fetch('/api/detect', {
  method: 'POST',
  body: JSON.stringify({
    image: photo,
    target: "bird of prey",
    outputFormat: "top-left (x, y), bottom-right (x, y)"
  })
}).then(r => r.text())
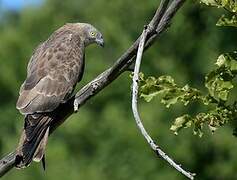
top-left (15, 23), bottom-right (104, 169)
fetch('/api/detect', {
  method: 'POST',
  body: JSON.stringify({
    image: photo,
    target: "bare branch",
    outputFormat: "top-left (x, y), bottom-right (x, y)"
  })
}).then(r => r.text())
top-left (0, 0), bottom-right (187, 177)
top-left (0, 152), bottom-right (16, 177)
top-left (132, 28), bottom-right (195, 180)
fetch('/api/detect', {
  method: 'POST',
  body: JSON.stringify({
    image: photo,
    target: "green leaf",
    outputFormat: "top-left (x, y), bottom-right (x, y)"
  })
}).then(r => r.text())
top-left (170, 106), bottom-right (235, 137)
top-left (139, 75), bottom-right (177, 103)
top-left (205, 52), bottom-right (237, 101)
top-left (140, 92), bottom-right (160, 102)
top-left (200, 0), bottom-right (237, 13)
top-left (200, 0), bottom-right (219, 6)
top-left (170, 115), bottom-right (192, 135)
top-left (217, 15), bottom-right (237, 27)
top-left (139, 74), bottom-right (204, 107)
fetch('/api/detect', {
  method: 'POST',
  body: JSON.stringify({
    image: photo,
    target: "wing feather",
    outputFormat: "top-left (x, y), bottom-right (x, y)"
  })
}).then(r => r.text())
top-left (17, 30), bottom-right (84, 114)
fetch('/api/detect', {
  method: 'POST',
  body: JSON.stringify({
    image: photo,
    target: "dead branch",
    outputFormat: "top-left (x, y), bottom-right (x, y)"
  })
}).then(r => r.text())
top-left (131, 27), bottom-right (195, 179)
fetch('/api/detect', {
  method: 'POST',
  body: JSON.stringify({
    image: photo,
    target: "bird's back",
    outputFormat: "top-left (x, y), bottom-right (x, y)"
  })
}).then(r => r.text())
top-left (17, 25), bottom-right (85, 114)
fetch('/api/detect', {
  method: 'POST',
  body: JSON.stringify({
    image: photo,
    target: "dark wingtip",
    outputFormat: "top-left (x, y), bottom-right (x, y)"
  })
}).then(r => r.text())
top-left (42, 155), bottom-right (46, 171)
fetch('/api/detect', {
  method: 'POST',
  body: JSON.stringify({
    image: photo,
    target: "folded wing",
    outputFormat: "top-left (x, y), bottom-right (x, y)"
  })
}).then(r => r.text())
top-left (17, 31), bottom-right (84, 114)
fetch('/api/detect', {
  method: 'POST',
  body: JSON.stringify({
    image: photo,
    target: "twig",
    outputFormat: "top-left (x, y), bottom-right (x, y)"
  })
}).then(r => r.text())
top-left (0, 0), bottom-right (187, 177)
top-left (131, 28), bottom-right (195, 180)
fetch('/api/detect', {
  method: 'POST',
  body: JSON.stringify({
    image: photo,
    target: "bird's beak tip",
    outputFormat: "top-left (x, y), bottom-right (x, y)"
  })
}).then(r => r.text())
top-left (99, 40), bottom-right (105, 48)
top-left (96, 38), bottom-right (105, 48)
top-left (100, 42), bottom-right (105, 47)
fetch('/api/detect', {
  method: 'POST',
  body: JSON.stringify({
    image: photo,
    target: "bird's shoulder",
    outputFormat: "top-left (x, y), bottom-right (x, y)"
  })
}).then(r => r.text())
top-left (24, 31), bottom-right (84, 91)
top-left (16, 29), bottom-right (85, 114)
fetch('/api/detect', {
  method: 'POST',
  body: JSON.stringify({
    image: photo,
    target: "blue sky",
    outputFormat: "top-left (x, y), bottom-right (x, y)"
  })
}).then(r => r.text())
top-left (1, 0), bottom-right (41, 10)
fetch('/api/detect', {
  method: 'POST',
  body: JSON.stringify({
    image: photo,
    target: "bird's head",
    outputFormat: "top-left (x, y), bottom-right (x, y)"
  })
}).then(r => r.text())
top-left (72, 23), bottom-right (104, 47)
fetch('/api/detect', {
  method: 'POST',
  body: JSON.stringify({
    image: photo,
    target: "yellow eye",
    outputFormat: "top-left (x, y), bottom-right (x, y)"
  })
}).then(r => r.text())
top-left (90, 31), bottom-right (96, 37)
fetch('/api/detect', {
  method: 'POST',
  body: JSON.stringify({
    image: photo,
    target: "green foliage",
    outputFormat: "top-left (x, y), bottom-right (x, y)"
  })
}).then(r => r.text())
top-left (217, 14), bottom-right (237, 26)
top-left (139, 1), bottom-right (237, 137)
top-left (200, 0), bottom-right (237, 12)
top-left (206, 52), bottom-right (237, 101)
top-left (200, 0), bottom-right (237, 26)
top-left (139, 62), bottom-right (237, 136)
top-left (139, 74), bottom-right (204, 107)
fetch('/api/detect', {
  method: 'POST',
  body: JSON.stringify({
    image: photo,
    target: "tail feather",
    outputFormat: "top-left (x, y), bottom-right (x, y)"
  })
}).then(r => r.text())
top-left (15, 114), bottom-right (51, 168)
top-left (41, 155), bottom-right (46, 170)
top-left (33, 127), bottom-right (49, 162)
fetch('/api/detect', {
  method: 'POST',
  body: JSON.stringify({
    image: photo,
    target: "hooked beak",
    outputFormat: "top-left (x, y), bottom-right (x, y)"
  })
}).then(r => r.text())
top-left (96, 37), bottom-right (105, 47)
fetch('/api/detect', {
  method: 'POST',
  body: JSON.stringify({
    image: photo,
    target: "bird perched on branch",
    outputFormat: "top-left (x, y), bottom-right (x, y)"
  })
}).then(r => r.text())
top-left (15, 23), bottom-right (104, 169)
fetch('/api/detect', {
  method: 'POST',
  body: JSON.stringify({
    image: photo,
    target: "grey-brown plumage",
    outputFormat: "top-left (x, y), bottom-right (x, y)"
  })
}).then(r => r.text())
top-left (15, 23), bottom-right (104, 168)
